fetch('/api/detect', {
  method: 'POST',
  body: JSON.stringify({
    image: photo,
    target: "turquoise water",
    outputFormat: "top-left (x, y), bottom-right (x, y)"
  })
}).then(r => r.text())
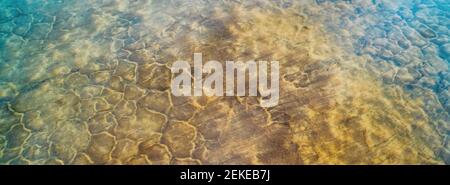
top-left (0, 0), bottom-right (449, 164)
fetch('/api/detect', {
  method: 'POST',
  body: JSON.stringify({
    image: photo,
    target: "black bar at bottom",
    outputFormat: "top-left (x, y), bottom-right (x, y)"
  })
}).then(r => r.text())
top-left (1, 165), bottom-right (448, 184)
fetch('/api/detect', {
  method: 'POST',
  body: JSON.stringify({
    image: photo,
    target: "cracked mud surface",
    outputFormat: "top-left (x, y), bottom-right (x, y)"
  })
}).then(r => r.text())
top-left (0, 0), bottom-right (449, 164)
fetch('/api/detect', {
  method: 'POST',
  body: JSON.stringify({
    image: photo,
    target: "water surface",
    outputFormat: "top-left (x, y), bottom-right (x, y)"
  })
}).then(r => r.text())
top-left (0, 0), bottom-right (449, 164)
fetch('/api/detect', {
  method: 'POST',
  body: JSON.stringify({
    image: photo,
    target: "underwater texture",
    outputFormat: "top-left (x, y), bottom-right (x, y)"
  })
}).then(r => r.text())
top-left (0, 0), bottom-right (449, 164)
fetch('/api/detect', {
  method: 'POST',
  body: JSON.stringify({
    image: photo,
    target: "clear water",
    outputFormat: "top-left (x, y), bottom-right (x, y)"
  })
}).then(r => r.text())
top-left (0, 0), bottom-right (448, 164)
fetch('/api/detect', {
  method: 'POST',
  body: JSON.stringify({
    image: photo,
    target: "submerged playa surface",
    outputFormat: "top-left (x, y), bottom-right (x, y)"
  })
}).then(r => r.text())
top-left (0, 0), bottom-right (449, 164)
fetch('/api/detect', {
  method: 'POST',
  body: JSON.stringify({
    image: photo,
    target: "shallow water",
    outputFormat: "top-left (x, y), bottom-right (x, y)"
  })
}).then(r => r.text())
top-left (0, 0), bottom-right (448, 164)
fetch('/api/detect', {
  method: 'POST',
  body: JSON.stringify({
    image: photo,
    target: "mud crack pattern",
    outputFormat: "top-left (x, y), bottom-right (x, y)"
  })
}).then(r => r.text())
top-left (0, 0), bottom-right (449, 164)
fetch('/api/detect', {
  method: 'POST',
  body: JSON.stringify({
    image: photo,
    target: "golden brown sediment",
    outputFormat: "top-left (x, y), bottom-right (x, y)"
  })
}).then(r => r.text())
top-left (0, 0), bottom-right (448, 164)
